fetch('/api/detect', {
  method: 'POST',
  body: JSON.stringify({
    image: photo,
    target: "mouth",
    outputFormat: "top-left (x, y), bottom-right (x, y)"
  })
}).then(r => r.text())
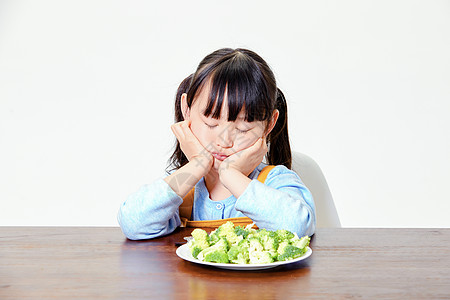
top-left (212, 153), bottom-right (229, 161)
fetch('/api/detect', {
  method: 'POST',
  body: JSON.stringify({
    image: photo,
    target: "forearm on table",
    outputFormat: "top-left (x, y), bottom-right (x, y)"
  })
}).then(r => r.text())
top-left (118, 180), bottom-right (182, 240)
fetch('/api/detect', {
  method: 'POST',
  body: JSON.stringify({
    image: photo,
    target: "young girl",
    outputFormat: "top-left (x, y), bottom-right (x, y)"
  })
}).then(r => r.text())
top-left (118, 48), bottom-right (316, 240)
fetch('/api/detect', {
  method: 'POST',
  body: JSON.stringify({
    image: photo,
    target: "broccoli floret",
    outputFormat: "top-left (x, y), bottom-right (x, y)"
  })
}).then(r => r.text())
top-left (234, 225), bottom-right (250, 239)
top-left (190, 246), bottom-right (203, 259)
top-left (253, 228), bottom-right (269, 239)
top-left (291, 236), bottom-right (310, 250)
top-left (277, 241), bottom-right (305, 261)
top-left (276, 229), bottom-right (295, 243)
top-left (188, 228), bottom-right (210, 258)
top-left (257, 230), bottom-right (279, 253)
top-left (204, 250), bottom-right (229, 263)
top-left (249, 250), bottom-right (274, 264)
top-left (191, 229), bottom-right (209, 248)
top-left (228, 239), bottom-right (250, 264)
top-left (248, 237), bottom-right (264, 252)
top-left (198, 238), bottom-right (229, 263)
top-left (234, 252), bottom-right (250, 264)
top-left (216, 221), bottom-right (242, 245)
top-left (208, 229), bottom-right (220, 245)
top-left (247, 237), bottom-right (274, 264)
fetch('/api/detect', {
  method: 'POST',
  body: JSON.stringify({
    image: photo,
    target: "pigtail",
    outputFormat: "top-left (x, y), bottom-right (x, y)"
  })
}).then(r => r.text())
top-left (267, 88), bottom-right (292, 169)
top-left (167, 74), bottom-right (193, 173)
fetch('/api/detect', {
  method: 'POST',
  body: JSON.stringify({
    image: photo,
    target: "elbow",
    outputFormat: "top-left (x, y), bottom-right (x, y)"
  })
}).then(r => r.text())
top-left (118, 216), bottom-right (154, 240)
top-left (117, 205), bottom-right (154, 240)
top-left (117, 208), bottom-right (144, 240)
top-left (302, 206), bottom-right (316, 237)
top-left (117, 205), bottom-right (180, 240)
top-left (286, 202), bottom-right (315, 238)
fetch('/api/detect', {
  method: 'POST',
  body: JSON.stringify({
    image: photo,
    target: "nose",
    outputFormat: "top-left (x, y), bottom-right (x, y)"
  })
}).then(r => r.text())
top-left (216, 126), bottom-right (234, 149)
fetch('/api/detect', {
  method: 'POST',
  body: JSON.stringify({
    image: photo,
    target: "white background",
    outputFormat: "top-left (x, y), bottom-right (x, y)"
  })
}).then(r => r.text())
top-left (1, 0), bottom-right (449, 227)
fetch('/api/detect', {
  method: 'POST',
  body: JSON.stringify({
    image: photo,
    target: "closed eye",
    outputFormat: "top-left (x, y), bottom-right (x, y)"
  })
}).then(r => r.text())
top-left (204, 122), bottom-right (217, 129)
top-left (237, 128), bottom-right (250, 134)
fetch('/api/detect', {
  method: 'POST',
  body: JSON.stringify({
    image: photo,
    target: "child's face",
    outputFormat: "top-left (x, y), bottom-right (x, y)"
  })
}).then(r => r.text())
top-left (186, 85), bottom-right (267, 171)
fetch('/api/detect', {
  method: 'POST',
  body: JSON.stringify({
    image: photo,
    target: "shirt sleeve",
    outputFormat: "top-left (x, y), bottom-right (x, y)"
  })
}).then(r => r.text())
top-left (234, 165), bottom-right (316, 237)
top-left (117, 178), bottom-right (183, 240)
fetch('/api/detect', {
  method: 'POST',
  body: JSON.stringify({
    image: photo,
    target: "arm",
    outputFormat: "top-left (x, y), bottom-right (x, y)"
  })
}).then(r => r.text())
top-left (218, 138), bottom-right (315, 236)
top-left (234, 166), bottom-right (316, 237)
top-left (218, 137), bottom-right (266, 198)
top-left (117, 179), bottom-right (183, 240)
top-left (164, 155), bottom-right (212, 198)
top-left (165, 120), bottom-right (214, 198)
top-left (118, 120), bottom-right (213, 240)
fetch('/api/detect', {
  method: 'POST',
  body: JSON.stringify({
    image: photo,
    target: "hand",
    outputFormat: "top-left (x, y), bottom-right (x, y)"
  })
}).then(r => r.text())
top-left (219, 137), bottom-right (268, 178)
top-left (170, 120), bottom-right (214, 171)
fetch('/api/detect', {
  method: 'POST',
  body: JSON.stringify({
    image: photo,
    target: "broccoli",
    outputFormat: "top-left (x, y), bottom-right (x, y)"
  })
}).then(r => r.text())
top-left (208, 229), bottom-right (220, 245)
top-left (188, 222), bottom-right (310, 264)
top-left (248, 237), bottom-right (264, 252)
top-left (216, 221), bottom-right (242, 245)
top-left (247, 237), bottom-right (275, 264)
top-left (276, 241), bottom-right (305, 261)
top-left (198, 237), bottom-right (230, 263)
top-left (203, 250), bottom-right (229, 263)
top-left (276, 229), bottom-right (295, 243)
top-left (249, 249), bottom-right (274, 264)
top-left (257, 229), bottom-right (279, 252)
top-left (228, 239), bottom-right (249, 264)
top-left (234, 225), bottom-right (250, 239)
top-left (291, 236), bottom-right (310, 250)
top-left (188, 228), bottom-right (210, 259)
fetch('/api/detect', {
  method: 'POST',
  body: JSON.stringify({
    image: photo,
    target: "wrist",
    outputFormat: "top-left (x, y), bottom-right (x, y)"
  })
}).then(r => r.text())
top-left (191, 154), bottom-right (213, 176)
top-left (218, 165), bottom-right (240, 182)
top-left (219, 166), bottom-right (251, 199)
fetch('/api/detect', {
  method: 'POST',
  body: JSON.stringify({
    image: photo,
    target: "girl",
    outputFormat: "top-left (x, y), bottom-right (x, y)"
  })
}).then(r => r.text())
top-left (118, 48), bottom-right (316, 240)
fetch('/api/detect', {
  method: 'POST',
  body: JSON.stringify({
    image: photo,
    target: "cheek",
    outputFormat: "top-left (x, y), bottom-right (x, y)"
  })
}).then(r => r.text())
top-left (234, 131), bottom-right (263, 151)
top-left (190, 122), bottom-right (215, 150)
top-left (233, 123), bottom-right (265, 151)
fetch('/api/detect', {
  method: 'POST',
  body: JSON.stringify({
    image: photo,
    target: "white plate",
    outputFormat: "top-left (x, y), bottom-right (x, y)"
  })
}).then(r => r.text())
top-left (176, 243), bottom-right (312, 270)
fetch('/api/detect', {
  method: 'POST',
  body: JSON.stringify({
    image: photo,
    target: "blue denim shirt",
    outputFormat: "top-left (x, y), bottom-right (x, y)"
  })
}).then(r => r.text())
top-left (118, 163), bottom-right (316, 240)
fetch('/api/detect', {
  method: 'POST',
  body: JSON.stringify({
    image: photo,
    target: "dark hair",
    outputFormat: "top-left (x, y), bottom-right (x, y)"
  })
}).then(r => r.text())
top-left (168, 48), bottom-right (291, 172)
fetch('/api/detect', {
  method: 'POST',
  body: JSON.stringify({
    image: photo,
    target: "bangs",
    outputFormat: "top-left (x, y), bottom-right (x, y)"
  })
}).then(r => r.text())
top-left (201, 54), bottom-right (273, 122)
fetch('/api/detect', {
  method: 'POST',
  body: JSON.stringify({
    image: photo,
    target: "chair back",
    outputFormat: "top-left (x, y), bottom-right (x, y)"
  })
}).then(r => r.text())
top-left (291, 152), bottom-right (341, 228)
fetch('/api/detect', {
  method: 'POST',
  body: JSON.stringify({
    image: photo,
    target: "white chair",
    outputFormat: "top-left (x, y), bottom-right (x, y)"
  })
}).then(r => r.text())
top-left (291, 151), bottom-right (341, 228)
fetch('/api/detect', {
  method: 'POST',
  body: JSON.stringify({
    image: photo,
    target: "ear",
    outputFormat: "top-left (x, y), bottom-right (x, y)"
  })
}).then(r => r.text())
top-left (180, 93), bottom-right (190, 120)
top-left (265, 109), bottom-right (279, 136)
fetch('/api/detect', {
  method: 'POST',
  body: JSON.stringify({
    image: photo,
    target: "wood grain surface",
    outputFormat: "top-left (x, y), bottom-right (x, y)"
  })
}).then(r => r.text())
top-left (1, 227), bottom-right (449, 299)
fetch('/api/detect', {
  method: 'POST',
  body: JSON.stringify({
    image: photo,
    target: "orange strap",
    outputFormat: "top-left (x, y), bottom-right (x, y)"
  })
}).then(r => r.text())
top-left (179, 165), bottom-right (275, 228)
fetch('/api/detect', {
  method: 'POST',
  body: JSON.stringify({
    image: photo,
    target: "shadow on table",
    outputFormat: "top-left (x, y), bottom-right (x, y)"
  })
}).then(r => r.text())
top-left (119, 237), bottom-right (312, 299)
top-left (175, 259), bottom-right (312, 300)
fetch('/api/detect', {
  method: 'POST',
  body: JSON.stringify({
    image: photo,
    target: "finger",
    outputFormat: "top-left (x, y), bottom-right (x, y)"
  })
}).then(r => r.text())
top-left (180, 120), bottom-right (198, 141)
top-left (171, 123), bottom-right (185, 141)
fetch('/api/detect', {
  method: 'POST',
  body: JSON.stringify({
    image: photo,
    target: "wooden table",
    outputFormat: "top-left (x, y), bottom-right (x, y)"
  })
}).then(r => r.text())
top-left (1, 227), bottom-right (449, 299)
